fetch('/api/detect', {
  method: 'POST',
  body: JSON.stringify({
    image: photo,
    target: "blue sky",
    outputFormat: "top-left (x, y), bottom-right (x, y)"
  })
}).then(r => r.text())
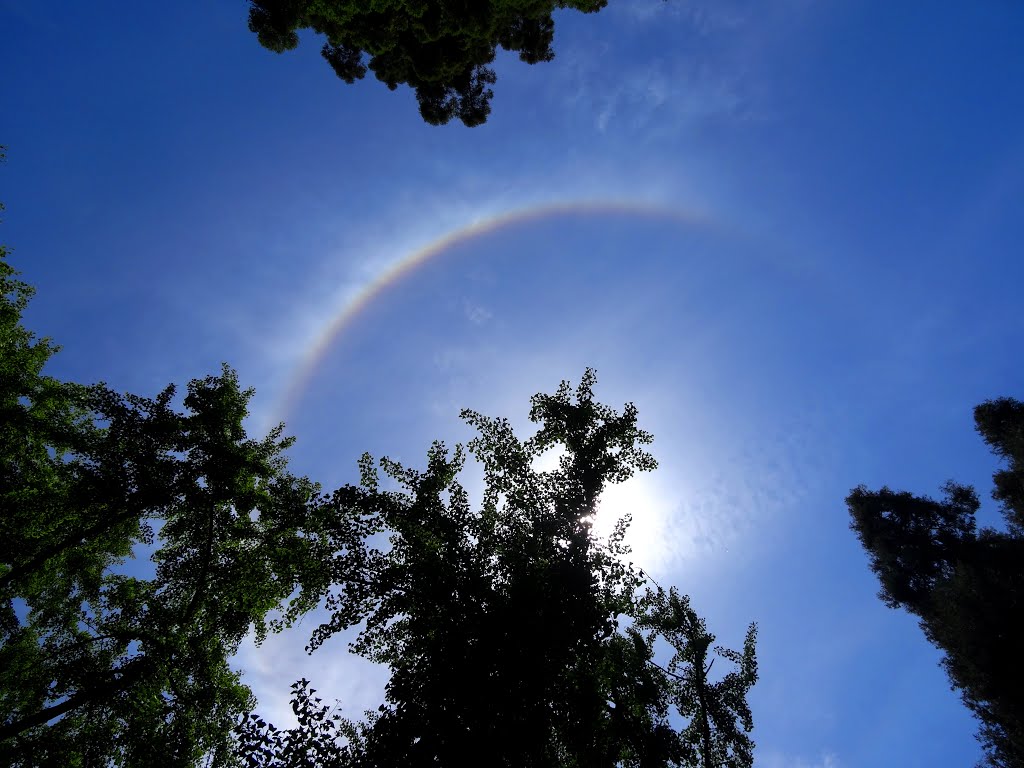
top-left (3, 1), bottom-right (1024, 765)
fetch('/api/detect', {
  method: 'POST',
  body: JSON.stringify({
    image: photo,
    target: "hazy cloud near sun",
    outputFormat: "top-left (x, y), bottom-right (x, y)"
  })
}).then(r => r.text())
top-left (652, 410), bottom-right (835, 574)
top-left (234, 622), bottom-right (389, 733)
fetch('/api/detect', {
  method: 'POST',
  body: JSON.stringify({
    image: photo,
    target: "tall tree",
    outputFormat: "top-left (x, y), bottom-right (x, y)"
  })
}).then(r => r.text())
top-left (638, 586), bottom-right (758, 768)
top-left (848, 399), bottom-right (1024, 768)
top-left (0, 247), bottom-right (370, 766)
top-left (236, 371), bottom-right (758, 768)
top-left (246, 0), bottom-right (608, 126)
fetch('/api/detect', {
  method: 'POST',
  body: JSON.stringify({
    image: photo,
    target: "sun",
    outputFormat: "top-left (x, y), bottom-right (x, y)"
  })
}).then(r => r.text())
top-left (593, 472), bottom-right (673, 574)
top-left (533, 444), bottom-right (673, 573)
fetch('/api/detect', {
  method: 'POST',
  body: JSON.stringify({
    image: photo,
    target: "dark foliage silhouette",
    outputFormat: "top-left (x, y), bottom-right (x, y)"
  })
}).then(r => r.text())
top-left (236, 372), bottom-right (758, 768)
top-left (0, 247), bottom-right (365, 765)
top-left (849, 399), bottom-right (1024, 768)
top-left (247, 0), bottom-right (608, 126)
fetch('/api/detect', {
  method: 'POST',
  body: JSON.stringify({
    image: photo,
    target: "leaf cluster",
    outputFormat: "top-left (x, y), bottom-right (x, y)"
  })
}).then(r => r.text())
top-left (2, 165), bottom-right (759, 766)
top-left (0, 252), bottom-right (354, 766)
top-left (234, 372), bottom-right (759, 768)
top-left (848, 399), bottom-right (1024, 768)
top-left (247, 0), bottom-right (608, 126)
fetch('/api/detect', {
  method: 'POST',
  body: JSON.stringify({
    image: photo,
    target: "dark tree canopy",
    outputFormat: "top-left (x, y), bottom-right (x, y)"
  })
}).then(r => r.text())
top-left (848, 399), bottom-right (1024, 768)
top-left (2, 235), bottom-right (758, 766)
top-left (2, 164), bottom-right (757, 765)
top-left (235, 372), bottom-right (758, 768)
top-left (246, 0), bottom-right (608, 126)
top-left (0, 249), bottom-right (369, 766)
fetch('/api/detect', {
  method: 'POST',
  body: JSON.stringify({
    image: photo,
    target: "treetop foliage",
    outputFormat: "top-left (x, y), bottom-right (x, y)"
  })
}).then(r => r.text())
top-left (3, 170), bottom-right (757, 766)
top-left (235, 371), bottom-right (758, 768)
top-left (246, 0), bottom-right (609, 126)
top-left (848, 399), bottom-right (1024, 768)
top-left (0, 249), bottom-right (366, 765)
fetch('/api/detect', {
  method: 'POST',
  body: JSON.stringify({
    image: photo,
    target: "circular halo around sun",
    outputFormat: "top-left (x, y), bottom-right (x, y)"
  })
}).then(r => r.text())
top-left (278, 197), bottom-right (832, 577)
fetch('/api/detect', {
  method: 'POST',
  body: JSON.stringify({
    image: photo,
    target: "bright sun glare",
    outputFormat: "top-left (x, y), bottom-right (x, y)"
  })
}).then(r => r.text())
top-left (532, 446), bottom-right (671, 573)
top-left (594, 474), bottom-right (671, 573)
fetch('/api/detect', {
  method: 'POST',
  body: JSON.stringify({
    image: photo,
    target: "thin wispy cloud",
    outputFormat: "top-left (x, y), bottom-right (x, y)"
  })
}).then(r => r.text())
top-left (8, 2), bottom-right (1022, 764)
top-left (591, 58), bottom-right (754, 135)
top-left (609, 0), bottom-right (750, 30)
top-left (234, 622), bottom-right (389, 731)
top-left (244, 168), bottom-right (696, 433)
top-left (547, 0), bottom-right (777, 138)
top-left (462, 299), bottom-right (493, 326)
top-left (759, 751), bottom-right (841, 768)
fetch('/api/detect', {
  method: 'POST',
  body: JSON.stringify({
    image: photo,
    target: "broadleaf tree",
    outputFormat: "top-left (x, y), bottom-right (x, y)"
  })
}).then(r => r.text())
top-left (0, 246), bottom-right (372, 766)
top-left (848, 400), bottom-right (1024, 768)
top-left (246, 0), bottom-right (610, 126)
top-left (235, 371), bottom-right (759, 768)
top-left (2, 157), bottom-right (758, 765)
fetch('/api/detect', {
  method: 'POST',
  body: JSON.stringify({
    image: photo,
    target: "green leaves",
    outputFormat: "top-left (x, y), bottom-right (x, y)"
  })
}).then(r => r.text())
top-left (246, 1), bottom-right (610, 126)
top-left (4, 240), bottom-right (761, 766)
top-left (0, 250), bottom-right (352, 765)
top-left (234, 679), bottom-right (362, 768)
top-left (239, 372), bottom-right (758, 768)
top-left (636, 587), bottom-right (758, 768)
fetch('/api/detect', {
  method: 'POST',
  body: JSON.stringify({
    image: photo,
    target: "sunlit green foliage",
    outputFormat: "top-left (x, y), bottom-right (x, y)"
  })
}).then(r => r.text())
top-left (2, 155), bottom-right (757, 765)
top-left (0, 248), bottom-right (367, 765)
top-left (849, 401), bottom-right (1024, 768)
top-left (246, 0), bottom-right (608, 126)
top-left (236, 372), bottom-right (758, 768)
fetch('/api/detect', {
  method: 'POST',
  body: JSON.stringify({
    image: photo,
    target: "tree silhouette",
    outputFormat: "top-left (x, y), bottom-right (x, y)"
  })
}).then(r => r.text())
top-left (0, 249), bottom-right (367, 765)
top-left (638, 586), bottom-right (758, 768)
top-left (236, 372), bottom-right (758, 767)
top-left (246, 0), bottom-right (609, 126)
top-left (848, 399), bottom-right (1024, 768)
